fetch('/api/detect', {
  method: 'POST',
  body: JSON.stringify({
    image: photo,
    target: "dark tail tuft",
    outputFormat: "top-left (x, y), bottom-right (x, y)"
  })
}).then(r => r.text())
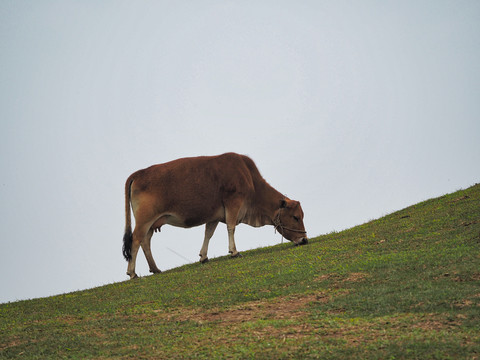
top-left (123, 174), bottom-right (134, 261)
top-left (122, 229), bottom-right (133, 261)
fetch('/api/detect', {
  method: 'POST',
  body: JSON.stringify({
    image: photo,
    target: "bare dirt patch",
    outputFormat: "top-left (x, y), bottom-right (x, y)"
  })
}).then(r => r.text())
top-left (343, 272), bottom-right (369, 282)
top-left (314, 272), bottom-right (369, 283)
top-left (452, 195), bottom-right (470, 202)
top-left (0, 337), bottom-right (23, 351)
top-left (154, 292), bottom-right (329, 325)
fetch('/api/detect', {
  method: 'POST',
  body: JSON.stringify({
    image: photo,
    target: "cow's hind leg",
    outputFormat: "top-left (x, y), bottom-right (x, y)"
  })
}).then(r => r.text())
top-left (199, 221), bottom-right (219, 263)
top-left (126, 228), bottom-right (144, 279)
top-left (141, 228), bottom-right (161, 274)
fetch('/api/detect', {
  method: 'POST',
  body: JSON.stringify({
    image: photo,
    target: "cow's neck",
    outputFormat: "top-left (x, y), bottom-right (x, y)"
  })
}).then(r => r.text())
top-left (244, 180), bottom-right (285, 227)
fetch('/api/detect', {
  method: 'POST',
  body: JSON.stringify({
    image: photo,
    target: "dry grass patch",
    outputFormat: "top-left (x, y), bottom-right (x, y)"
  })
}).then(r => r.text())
top-left (154, 292), bottom-right (330, 325)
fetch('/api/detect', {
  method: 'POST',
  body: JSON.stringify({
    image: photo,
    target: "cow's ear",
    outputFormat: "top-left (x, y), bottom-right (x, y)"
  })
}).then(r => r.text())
top-left (280, 199), bottom-right (287, 208)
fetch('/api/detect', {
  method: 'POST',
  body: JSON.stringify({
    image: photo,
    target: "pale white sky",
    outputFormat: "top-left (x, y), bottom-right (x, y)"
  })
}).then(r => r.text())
top-left (1, 1), bottom-right (479, 303)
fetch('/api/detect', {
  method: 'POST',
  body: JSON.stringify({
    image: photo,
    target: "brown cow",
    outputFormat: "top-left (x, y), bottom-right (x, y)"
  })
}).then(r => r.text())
top-left (123, 152), bottom-right (307, 279)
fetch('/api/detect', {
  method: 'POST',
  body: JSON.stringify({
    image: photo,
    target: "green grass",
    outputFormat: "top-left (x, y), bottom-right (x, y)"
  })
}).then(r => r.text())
top-left (1, 184), bottom-right (479, 359)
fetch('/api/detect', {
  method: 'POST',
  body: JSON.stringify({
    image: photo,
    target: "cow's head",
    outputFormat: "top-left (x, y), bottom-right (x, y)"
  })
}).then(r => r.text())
top-left (274, 199), bottom-right (308, 245)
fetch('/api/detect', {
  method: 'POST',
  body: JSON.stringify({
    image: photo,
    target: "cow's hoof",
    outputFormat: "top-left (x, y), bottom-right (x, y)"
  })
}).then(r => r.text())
top-left (128, 273), bottom-right (139, 280)
top-left (230, 252), bottom-right (242, 258)
top-left (200, 257), bottom-right (209, 264)
top-left (150, 268), bottom-right (162, 274)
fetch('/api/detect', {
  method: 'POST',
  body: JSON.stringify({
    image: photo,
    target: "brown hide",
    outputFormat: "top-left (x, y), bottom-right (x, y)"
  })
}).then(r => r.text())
top-left (123, 152), bottom-right (307, 279)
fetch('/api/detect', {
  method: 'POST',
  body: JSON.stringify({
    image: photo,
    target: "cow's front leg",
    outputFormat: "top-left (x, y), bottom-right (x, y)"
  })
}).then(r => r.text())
top-left (225, 203), bottom-right (242, 258)
top-left (199, 221), bottom-right (219, 263)
top-left (227, 225), bottom-right (241, 258)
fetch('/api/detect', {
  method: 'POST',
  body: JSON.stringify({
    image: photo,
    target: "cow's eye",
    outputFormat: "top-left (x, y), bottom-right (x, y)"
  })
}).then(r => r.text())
top-left (293, 216), bottom-right (300, 222)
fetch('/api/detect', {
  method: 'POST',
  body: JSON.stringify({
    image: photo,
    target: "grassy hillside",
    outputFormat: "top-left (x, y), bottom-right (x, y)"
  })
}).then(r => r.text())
top-left (1, 184), bottom-right (479, 359)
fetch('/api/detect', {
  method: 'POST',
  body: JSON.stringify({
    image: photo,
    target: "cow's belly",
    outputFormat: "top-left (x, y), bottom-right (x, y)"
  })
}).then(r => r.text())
top-left (152, 207), bottom-right (225, 230)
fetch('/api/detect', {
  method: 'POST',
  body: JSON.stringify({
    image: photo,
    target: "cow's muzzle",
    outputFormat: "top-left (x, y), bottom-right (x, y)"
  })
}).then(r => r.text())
top-left (295, 237), bottom-right (308, 246)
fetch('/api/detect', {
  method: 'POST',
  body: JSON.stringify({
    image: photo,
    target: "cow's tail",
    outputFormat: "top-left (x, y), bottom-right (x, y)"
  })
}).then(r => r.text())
top-left (123, 175), bottom-right (134, 261)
